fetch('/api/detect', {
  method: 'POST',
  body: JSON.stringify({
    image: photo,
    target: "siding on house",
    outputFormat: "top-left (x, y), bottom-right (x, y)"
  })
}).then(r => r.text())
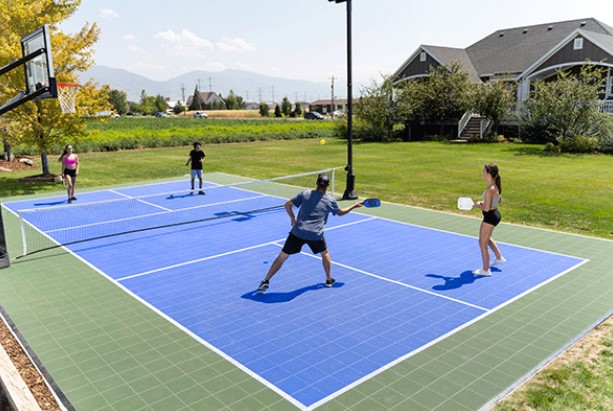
top-left (533, 36), bottom-right (612, 76)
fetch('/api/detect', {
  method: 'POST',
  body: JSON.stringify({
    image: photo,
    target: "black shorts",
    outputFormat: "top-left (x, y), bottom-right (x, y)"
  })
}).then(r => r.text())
top-left (282, 232), bottom-right (327, 255)
top-left (482, 208), bottom-right (501, 226)
top-left (63, 168), bottom-right (77, 178)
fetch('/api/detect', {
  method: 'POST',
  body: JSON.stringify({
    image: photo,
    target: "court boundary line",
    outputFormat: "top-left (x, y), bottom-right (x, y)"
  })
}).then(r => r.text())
top-left (37, 229), bottom-right (307, 410)
top-left (297, 253), bottom-right (590, 409)
top-left (114, 208), bottom-right (587, 410)
top-left (1, 177), bottom-right (597, 410)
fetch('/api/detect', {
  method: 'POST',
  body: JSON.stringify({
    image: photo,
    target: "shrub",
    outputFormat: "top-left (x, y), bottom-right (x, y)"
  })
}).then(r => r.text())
top-left (559, 136), bottom-right (599, 153)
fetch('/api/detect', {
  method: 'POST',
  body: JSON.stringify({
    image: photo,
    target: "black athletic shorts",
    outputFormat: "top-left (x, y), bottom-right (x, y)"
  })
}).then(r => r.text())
top-left (63, 168), bottom-right (77, 178)
top-left (482, 208), bottom-right (501, 226)
top-left (282, 232), bottom-right (327, 255)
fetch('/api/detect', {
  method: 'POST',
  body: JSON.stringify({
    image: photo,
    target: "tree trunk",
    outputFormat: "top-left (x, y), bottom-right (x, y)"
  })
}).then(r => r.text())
top-left (41, 152), bottom-right (50, 175)
top-left (2, 140), bottom-right (11, 161)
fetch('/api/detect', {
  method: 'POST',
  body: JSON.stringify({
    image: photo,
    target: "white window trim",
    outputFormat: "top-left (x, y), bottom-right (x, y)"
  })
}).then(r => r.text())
top-left (573, 37), bottom-right (584, 50)
top-left (419, 52), bottom-right (426, 62)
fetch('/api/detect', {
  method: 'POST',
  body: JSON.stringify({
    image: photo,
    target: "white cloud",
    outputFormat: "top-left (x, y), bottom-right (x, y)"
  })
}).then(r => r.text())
top-left (154, 29), bottom-right (215, 55)
top-left (215, 38), bottom-right (255, 52)
top-left (99, 8), bottom-right (119, 18)
top-left (122, 34), bottom-right (136, 41)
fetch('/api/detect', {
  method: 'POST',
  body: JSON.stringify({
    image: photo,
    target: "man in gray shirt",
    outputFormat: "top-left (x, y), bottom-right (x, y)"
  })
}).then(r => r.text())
top-left (258, 173), bottom-right (363, 292)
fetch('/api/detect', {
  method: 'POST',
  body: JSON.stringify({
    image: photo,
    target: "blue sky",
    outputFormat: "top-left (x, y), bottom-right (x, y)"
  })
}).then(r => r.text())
top-left (60, 0), bottom-right (613, 84)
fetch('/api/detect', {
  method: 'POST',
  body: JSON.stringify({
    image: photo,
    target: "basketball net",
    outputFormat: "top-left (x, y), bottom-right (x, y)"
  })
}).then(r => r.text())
top-left (57, 82), bottom-right (80, 114)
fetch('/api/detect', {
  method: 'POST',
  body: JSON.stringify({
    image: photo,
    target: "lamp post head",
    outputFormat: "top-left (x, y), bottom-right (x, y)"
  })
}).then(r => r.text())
top-left (328, 0), bottom-right (347, 3)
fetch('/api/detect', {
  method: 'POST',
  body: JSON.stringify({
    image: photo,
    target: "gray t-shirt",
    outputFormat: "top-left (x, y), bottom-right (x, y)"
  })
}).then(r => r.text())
top-left (290, 190), bottom-right (341, 241)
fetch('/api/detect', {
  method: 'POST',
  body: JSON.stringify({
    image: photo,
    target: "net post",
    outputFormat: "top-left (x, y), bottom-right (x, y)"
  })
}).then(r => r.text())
top-left (18, 211), bottom-right (27, 257)
top-left (0, 205), bottom-right (10, 268)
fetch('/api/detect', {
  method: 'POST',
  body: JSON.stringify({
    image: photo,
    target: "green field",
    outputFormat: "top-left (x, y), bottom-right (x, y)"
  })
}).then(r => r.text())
top-left (3, 137), bottom-right (612, 239)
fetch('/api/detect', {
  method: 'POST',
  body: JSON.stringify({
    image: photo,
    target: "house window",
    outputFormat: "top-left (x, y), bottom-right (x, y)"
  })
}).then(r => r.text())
top-left (607, 70), bottom-right (613, 98)
top-left (419, 52), bottom-right (426, 62)
top-left (573, 37), bottom-right (584, 50)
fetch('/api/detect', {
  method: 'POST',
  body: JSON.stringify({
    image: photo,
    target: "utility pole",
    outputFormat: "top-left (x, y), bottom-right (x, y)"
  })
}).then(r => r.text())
top-left (271, 86), bottom-right (275, 104)
top-left (208, 77), bottom-right (213, 92)
top-left (330, 75), bottom-right (336, 117)
top-left (181, 83), bottom-right (186, 116)
top-left (257, 88), bottom-right (263, 103)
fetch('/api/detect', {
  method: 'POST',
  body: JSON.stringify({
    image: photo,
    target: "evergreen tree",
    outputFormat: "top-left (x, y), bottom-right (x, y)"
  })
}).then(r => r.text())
top-left (189, 87), bottom-right (203, 111)
top-left (259, 103), bottom-right (270, 117)
top-left (274, 104), bottom-right (282, 118)
top-left (281, 97), bottom-right (292, 116)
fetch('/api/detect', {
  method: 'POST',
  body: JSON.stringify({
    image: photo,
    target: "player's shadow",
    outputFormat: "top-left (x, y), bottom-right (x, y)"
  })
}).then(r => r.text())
top-left (33, 200), bottom-right (67, 206)
top-left (241, 282), bottom-right (344, 304)
top-left (426, 269), bottom-right (499, 290)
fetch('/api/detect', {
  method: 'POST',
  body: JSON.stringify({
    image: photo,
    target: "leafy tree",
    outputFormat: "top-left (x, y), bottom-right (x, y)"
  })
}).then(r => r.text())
top-left (138, 90), bottom-right (156, 115)
top-left (355, 75), bottom-right (401, 141)
top-left (521, 65), bottom-right (613, 151)
top-left (281, 97), bottom-right (292, 117)
top-left (294, 102), bottom-right (303, 116)
top-left (407, 62), bottom-right (473, 125)
top-left (154, 95), bottom-right (168, 113)
top-left (108, 89), bottom-right (128, 114)
top-left (274, 104), bottom-right (282, 118)
top-left (259, 103), bottom-right (270, 117)
top-left (224, 90), bottom-right (239, 110)
top-left (472, 81), bottom-right (515, 132)
top-left (0, 0), bottom-right (111, 175)
top-left (173, 101), bottom-right (185, 115)
top-left (189, 86), bottom-right (203, 111)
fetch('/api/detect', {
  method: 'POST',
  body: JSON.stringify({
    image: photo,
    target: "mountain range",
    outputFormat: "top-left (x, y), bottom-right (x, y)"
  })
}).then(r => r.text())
top-left (77, 66), bottom-right (351, 104)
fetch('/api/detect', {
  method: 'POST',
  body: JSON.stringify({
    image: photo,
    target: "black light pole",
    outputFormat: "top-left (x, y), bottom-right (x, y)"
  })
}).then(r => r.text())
top-left (328, 0), bottom-right (357, 200)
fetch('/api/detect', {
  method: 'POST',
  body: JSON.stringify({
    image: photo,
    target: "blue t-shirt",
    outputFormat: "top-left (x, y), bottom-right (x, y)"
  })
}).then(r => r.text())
top-left (290, 190), bottom-right (341, 241)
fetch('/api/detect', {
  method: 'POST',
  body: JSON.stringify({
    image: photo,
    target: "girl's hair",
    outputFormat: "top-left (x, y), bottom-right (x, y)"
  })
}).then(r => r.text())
top-left (484, 163), bottom-right (502, 194)
top-left (58, 144), bottom-right (72, 161)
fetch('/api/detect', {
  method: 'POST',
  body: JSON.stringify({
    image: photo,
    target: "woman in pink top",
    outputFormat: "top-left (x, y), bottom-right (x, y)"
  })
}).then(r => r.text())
top-left (58, 144), bottom-right (79, 203)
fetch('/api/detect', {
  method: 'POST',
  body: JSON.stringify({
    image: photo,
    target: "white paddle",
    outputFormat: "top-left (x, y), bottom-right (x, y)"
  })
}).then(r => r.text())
top-left (457, 197), bottom-right (474, 210)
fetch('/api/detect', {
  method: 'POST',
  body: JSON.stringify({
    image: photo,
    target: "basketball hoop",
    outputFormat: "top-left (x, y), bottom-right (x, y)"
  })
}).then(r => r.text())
top-left (57, 82), bottom-right (80, 114)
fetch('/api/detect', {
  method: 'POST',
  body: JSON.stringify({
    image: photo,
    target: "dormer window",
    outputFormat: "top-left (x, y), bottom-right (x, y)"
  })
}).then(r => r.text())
top-left (574, 37), bottom-right (584, 50)
top-left (419, 52), bottom-right (426, 62)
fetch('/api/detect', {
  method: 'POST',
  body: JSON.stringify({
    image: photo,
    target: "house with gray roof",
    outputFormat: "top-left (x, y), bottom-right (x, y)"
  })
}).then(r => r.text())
top-left (393, 18), bottom-right (613, 138)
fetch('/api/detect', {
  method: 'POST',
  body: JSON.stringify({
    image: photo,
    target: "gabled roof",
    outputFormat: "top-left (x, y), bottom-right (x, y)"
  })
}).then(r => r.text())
top-left (394, 17), bottom-right (613, 83)
top-left (466, 18), bottom-right (612, 76)
top-left (421, 45), bottom-right (481, 82)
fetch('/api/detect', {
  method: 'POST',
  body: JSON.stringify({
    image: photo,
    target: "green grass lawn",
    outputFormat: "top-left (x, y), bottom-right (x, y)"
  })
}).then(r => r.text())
top-left (3, 138), bottom-right (611, 239)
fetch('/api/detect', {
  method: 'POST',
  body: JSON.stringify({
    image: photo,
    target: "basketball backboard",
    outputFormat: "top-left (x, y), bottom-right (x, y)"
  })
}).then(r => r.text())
top-left (21, 24), bottom-right (57, 99)
top-left (0, 24), bottom-right (56, 115)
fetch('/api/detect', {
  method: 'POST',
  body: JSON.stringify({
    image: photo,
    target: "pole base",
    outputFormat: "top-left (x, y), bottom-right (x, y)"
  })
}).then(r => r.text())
top-left (342, 173), bottom-right (358, 200)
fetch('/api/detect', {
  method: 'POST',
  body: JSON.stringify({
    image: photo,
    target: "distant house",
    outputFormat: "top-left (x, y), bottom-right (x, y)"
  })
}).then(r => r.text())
top-left (186, 91), bottom-right (225, 109)
top-left (308, 99), bottom-right (348, 114)
top-left (392, 18), bottom-right (613, 138)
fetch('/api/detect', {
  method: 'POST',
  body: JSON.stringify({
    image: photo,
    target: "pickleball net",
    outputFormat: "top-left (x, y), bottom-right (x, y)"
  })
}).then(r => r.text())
top-left (16, 168), bottom-right (337, 258)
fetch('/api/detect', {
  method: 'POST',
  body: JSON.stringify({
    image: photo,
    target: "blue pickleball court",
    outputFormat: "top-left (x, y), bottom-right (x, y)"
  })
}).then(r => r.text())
top-left (4, 177), bottom-right (587, 408)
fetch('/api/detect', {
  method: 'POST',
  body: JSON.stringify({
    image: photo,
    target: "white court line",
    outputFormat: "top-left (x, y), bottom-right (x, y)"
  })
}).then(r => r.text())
top-left (109, 189), bottom-right (172, 211)
top-left (116, 215), bottom-right (377, 281)
top-left (116, 241), bottom-right (282, 282)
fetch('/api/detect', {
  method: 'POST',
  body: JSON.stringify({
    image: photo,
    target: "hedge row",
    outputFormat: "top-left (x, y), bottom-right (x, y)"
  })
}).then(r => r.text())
top-left (11, 118), bottom-right (338, 155)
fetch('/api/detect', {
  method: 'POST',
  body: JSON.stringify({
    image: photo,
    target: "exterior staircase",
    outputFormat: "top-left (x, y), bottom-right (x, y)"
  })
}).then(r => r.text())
top-left (458, 115), bottom-right (485, 140)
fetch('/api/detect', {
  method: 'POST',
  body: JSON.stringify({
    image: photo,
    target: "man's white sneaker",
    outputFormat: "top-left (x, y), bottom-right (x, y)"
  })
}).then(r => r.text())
top-left (472, 268), bottom-right (492, 276)
top-left (491, 257), bottom-right (506, 266)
